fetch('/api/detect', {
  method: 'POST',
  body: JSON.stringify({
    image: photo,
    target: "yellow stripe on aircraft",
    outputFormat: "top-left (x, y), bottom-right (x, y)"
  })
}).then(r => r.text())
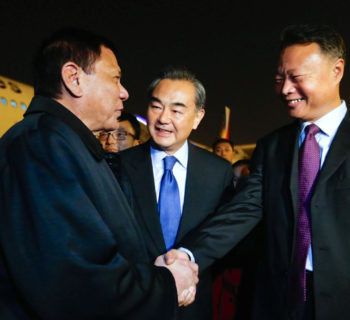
top-left (0, 75), bottom-right (34, 137)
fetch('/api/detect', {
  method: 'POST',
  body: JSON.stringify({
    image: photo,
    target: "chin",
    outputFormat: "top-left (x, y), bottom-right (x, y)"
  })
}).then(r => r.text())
top-left (106, 148), bottom-right (118, 153)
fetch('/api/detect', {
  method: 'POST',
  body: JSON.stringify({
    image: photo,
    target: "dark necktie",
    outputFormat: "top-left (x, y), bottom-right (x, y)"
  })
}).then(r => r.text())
top-left (289, 123), bottom-right (320, 310)
top-left (158, 156), bottom-right (181, 251)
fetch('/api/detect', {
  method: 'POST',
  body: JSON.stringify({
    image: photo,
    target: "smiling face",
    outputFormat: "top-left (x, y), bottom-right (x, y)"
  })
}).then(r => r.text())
top-left (147, 79), bottom-right (205, 155)
top-left (275, 43), bottom-right (343, 122)
top-left (80, 46), bottom-right (129, 132)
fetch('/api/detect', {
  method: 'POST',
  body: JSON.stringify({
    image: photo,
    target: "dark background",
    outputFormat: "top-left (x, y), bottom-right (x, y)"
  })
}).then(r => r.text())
top-left (1, 0), bottom-right (349, 146)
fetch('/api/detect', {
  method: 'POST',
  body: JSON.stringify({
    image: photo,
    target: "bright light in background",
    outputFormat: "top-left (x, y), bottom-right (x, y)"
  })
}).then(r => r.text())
top-left (135, 115), bottom-right (147, 125)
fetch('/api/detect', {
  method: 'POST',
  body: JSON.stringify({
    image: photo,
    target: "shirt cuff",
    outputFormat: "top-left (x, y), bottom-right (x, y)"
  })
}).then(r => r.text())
top-left (178, 247), bottom-right (195, 262)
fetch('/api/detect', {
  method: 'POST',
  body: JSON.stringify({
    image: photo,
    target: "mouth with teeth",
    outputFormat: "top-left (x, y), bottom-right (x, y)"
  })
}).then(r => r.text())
top-left (155, 127), bottom-right (173, 136)
top-left (286, 97), bottom-right (306, 106)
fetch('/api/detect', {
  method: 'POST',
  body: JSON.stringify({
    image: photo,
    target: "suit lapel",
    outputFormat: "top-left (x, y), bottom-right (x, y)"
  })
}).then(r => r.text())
top-left (176, 143), bottom-right (198, 241)
top-left (314, 112), bottom-right (350, 189)
top-left (125, 143), bottom-right (166, 253)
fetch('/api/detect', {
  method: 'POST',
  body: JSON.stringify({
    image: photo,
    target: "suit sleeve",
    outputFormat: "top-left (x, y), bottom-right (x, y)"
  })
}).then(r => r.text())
top-left (180, 141), bottom-right (264, 272)
top-left (0, 126), bottom-right (177, 319)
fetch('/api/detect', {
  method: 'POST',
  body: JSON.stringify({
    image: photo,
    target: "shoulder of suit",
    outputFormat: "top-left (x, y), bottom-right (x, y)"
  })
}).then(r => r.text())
top-left (257, 120), bottom-right (299, 145)
top-left (189, 143), bottom-right (232, 168)
top-left (118, 142), bottom-right (149, 161)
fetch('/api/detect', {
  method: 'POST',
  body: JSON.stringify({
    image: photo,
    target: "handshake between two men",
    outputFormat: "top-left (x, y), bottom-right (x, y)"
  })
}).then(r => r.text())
top-left (154, 249), bottom-right (199, 307)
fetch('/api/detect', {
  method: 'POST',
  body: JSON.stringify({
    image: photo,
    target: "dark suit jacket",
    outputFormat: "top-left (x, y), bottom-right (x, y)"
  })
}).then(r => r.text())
top-left (0, 96), bottom-right (177, 319)
top-left (118, 141), bottom-right (235, 320)
top-left (249, 113), bottom-right (350, 320)
top-left (181, 112), bottom-right (350, 320)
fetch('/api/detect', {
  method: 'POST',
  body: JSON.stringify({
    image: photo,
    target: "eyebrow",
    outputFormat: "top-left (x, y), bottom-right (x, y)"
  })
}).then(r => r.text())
top-left (150, 96), bottom-right (187, 108)
top-left (276, 68), bottom-right (298, 76)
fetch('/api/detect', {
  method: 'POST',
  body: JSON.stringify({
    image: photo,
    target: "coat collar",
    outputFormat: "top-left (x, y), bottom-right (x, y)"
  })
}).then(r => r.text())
top-left (315, 110), bottom-right (350, 187)
top-left (125, 141), bottom-right (167, 252)
top-left (25, 95), bottom-right (105, 161)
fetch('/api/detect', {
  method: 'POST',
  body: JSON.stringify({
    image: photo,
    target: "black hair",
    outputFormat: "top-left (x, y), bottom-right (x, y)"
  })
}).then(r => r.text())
top-left (34, 27), bottom-right (117, 98)
top-left (118, 112), bottom-right (141, 140)
top-left (280, 24), bottom-right (345, 61)
top-left (212, 138), bottom-right (234, 151)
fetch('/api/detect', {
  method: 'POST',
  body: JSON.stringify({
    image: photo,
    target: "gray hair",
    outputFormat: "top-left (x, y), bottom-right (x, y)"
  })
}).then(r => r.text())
top-left (147, 67), bottom-right (206, 111)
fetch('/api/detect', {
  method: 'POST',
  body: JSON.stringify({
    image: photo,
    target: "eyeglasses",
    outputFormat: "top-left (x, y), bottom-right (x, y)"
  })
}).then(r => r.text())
top-left (116, 130), bottom-right (135, 141)
top-left (97, 130), bottom-right (135, 141)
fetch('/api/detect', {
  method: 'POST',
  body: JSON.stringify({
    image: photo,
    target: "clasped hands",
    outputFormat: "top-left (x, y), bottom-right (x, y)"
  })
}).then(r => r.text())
top-left (154, 249), bottom-right (199, 307)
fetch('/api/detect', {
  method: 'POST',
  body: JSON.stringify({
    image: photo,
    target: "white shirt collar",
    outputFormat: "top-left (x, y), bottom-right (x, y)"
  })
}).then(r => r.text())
top-left (150, 140), bottom-right (189, 169)
top-left (300, 100), bottom-right (347, 136)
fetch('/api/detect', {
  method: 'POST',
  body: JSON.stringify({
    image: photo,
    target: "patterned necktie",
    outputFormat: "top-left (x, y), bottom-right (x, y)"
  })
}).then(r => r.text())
top-left (289, 123), bottom-right (320, 310)
top-left (158, 156), bottom-right (181, 251)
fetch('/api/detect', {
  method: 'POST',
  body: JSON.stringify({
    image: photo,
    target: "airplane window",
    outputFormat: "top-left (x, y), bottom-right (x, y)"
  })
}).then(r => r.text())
top-left (20, 103), bottom-right (27, 111)
top-left (1, 97), bottom-right (7, 105)
top-left (11, 100), bottom-right (17, 108)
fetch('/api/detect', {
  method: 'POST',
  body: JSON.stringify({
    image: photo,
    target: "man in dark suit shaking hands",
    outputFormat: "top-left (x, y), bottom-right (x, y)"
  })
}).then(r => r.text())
top-left (118, 68), bottom-right (236, 319)
top-left (257, 24), bottom-right (348, 320)
top-left (0, 29), bottom-right (198, 319)
top-left (171, 24), bottom-right (350, 320)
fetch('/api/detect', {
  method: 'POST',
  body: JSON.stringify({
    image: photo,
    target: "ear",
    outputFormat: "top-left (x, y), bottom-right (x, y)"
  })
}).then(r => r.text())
top-left (61, 62), bottom-right (83, 97)
top-left (332, 58), bottom-right (344, 85)
top-left (192, 108), bottom-right (205, 130)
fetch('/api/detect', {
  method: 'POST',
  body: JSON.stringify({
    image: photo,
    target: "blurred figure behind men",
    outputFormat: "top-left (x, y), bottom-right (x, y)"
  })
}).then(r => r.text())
top-left (117, 111), bottom-right (141, 151)
top-left (97, 111), bottom-right (141, 153)
top-left (232, 159), bottom-right (251, 188)
top-left (213, 138), bottom-right (236, 163)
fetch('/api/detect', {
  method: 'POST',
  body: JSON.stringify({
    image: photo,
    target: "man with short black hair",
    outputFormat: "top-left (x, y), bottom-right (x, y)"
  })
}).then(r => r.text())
top-left (171, 24), bottom-right (350, 320)
top-left (212, 138), bottom-right (236, 163)
top-left (97, 112), bottom-right (141, 153)
top-left (117, 112), bottom-right (141, 151)
top-left (0, 28), bottom-right (198, 319)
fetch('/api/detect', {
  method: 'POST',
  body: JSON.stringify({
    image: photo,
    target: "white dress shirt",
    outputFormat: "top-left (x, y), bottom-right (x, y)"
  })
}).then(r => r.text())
top-left (150, 141), bottom-right (195, 261)
top-left (299, 101), bottom-right (347, 271)
top-left (150, 141), bottom-right (188, 211)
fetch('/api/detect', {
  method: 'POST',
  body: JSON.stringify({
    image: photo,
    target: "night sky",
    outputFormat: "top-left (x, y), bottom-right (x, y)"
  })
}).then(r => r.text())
top-left (1, 0), bottom-right (350, 146)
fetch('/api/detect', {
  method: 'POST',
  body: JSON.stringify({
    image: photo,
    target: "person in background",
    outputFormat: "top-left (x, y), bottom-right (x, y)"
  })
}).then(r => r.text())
top-left (213, 138), bottom-right (236, 163)
top-left (211, 155), bottom-right (252, 319)
top-left (96, 112), bottom-right (141, 183)
top-left (117, 111), bottom-right (141, 151)
top-left (232, 158), bottom-right (251, 188)
top-left (0, 28), bottom-right (198, 319)
top-left (97, 111), bottom-right (140, 153)
top-left (97, 130), bottom-right (119, 153)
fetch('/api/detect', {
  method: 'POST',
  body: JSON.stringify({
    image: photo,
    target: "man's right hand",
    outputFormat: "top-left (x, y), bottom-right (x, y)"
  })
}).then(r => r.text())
top-left (154, 254), bottom-right (199, 307)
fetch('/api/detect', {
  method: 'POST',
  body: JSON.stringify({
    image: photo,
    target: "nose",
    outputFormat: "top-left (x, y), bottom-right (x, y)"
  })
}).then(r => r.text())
top-left (106, 133), bottom-right (117, 145)
top-left (279, 79), bottom-right (295, 96)
top-left (158, 108), bottom-right (171, 124)
top-left (120, 84), bottom-right (129, 101)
